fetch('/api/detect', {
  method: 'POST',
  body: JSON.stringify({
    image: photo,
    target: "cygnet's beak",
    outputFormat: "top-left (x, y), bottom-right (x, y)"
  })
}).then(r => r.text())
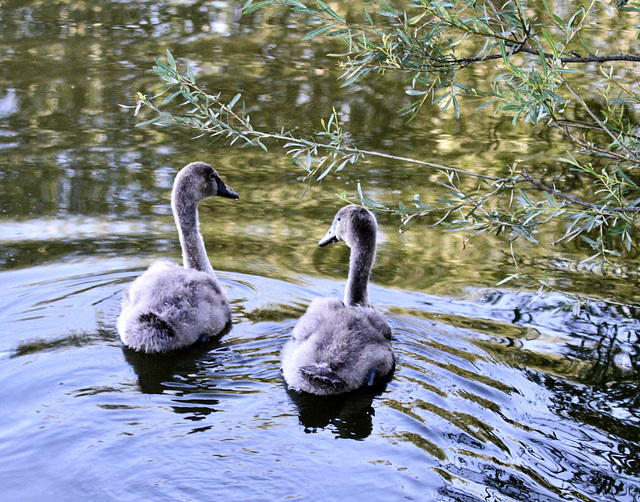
top-left (319, 223), bottom-right (339, 247)
top-left (217, 183), bottom-right (239, 200)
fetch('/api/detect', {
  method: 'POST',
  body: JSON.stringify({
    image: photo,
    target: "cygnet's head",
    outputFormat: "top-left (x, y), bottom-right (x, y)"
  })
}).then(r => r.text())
top-left (174, 161), bottom-right (239, 202)
top-left (319, 205), bottom-right (377, 248)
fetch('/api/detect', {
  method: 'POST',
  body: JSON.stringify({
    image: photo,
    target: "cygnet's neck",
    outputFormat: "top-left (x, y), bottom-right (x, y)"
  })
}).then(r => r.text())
top-left (172, 191), bottom-right (215, 275)
top-left (345, 235), bottom-right (376, 307)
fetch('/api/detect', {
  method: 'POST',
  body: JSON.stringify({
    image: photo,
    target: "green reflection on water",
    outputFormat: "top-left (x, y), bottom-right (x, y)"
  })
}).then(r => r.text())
top-left (0, 0), bottom-right (639, 308)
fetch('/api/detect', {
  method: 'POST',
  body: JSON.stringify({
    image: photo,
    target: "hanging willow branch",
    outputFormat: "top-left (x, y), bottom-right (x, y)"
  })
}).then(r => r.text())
top-left (136, 0), bottom-right (640, 305)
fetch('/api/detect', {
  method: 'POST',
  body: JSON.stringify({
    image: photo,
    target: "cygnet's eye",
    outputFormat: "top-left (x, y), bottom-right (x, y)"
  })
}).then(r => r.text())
top-left (209, 171), bottom-right (216, 180)
top-left (337, 217), bottom-right (341, 222)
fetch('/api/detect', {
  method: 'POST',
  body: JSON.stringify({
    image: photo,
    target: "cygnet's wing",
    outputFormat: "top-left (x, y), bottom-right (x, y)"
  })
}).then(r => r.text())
top-left (119, 261), bottom-right (230, 352)
top-left (283, 301), bottom-right (393, 395)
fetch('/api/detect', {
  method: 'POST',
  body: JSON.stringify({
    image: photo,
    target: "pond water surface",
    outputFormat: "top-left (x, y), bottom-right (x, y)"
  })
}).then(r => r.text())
top-left (0, 2), bottom-right (639, 501)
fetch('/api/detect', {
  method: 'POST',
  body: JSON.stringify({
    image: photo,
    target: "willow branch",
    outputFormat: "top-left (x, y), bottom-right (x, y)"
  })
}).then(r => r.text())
top-left (556, 122), bottom-right (637, 163)
top-left (400, 47), bottom-right (640, 70)
top-left (518, 171), bottom-right (640, 214)
top-left (343, 147), bottom-right (502, 181)
top-left (561, 78), bottom-right (640, 161)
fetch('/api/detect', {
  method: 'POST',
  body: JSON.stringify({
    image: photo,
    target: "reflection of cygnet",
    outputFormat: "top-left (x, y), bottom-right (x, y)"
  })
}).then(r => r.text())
top-left (117, 162), bottom-right (238, 353)
top-left (282, 206), bottom-right (394, 395)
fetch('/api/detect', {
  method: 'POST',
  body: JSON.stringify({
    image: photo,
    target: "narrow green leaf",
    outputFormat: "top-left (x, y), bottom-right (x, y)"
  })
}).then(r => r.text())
top-left (153, 60), bottom-right (177, 76)
top-left (336, 158), bottom-right (350, 172)
top-left (541, 29), bottom-right (556, 55)
top-left (555, 68), bottom-right (581, 74)
top-left (414, 200), bottom-right (432, 210)
top-left (302, 24), bottom-right (335, 40)
top-left (364, 9), bottom-right (373, 26)
top-left (135, 115), bottom-right (166, 128)
top-left (317, 163), bottom-right (333, 181)
top-left (378, 0), bottom-right (395, 13)
top-left (285, 0), bottom-right (311, 10)
top-left (305, 150), bottom-right (312, 172)
top-left (476, 99), bottom-right (495, 110)
top-left (499, 41), bottom-right (508, 63)
top-left (581, 235), bottom-right (599, 248)
top-left (161, 90), bottom-right (182, 105)
top-left (518, 188), bottom-right (534, 206)
top-left (317, 0), bottom-right (345, 23)
top-left (552, 14), bottom-right (566, 29)
top-left (243, 0), bottom-right (272, 14)
top-left (452, 93), bottom-right (460, 119)
top-left (327, 29), bottom-right (351, 37)
top-left (229, 93), bottom-right (241, 108)
top-left (362, 198), bottom-right (387, 209)
top-left (166, 49), bottom-right (176, 70)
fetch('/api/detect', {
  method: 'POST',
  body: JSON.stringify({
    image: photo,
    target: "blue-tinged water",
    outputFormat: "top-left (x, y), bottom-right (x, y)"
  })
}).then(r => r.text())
top-left (1, 258), bottom-right (638, 501)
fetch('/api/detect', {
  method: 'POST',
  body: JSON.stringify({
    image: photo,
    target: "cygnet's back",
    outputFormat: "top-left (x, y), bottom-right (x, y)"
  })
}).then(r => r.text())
top-left (117, 162), bottom-right (238, 353)
top-left (282, 206), bottom-right (394, 395)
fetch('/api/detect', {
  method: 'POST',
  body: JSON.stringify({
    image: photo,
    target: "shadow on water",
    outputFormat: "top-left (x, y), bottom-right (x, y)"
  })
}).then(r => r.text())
top-left (9, 329), bottom-right (116, 357)
top-left (285, 375), bottom-right (393, 440)
top-left (121, 322), bottom-right (232, 395)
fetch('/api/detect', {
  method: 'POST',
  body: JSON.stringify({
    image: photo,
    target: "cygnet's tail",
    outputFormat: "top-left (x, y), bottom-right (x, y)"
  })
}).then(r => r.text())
top-left (138, 312), bottom-right (176, 339)
top-left (300, 365), bottom-right (345, 391)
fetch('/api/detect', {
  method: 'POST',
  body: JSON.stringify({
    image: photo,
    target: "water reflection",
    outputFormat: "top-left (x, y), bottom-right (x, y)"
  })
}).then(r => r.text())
top-left (121, 324), bottom-right (230, 394)
top-left (0, 89), bottom-right (18, 118)
top-left (1, 260), bottom-right (640, 500)
top-left (286, 379), bottom-right (391, 440)
top-left (473, 290), bottom-right (640, 387)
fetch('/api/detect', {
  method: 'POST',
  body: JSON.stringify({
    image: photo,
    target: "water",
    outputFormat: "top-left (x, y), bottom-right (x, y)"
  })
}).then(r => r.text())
top-left (1, 1), bottom-right (639, 501)
top-left (2, 259), bottom-right (638, 500)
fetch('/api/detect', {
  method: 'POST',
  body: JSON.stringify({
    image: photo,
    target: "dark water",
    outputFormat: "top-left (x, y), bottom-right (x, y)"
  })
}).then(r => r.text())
top-left (0, 2), bottom-right (639, 501)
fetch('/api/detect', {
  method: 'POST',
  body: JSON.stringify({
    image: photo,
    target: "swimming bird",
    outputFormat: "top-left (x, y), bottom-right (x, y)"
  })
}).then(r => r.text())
top-left (282, 205), bottom-right (394, 395)
top-left (117, 161), bottom-right (238, 353)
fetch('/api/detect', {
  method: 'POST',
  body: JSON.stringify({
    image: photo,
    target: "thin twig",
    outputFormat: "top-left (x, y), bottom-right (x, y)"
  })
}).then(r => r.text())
top-left (556, 122), bottom-right (637, 163)
top-left (348, 147), bottom-right (502, 181)
top-left (384, 46), bottom-right (640, 70)
top-left (562, 79), bottom-right (640, 161)
top-left (518, 171), bottom-right (640, 213)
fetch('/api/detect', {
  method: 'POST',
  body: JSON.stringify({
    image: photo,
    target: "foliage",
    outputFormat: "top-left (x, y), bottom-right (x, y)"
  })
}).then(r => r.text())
top-left (134, 0), bottom-right (640, 305)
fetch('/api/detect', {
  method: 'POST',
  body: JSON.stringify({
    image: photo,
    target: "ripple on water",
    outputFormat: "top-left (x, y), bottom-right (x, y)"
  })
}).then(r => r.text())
top-left (0, 259), bottom-right (638, 501)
